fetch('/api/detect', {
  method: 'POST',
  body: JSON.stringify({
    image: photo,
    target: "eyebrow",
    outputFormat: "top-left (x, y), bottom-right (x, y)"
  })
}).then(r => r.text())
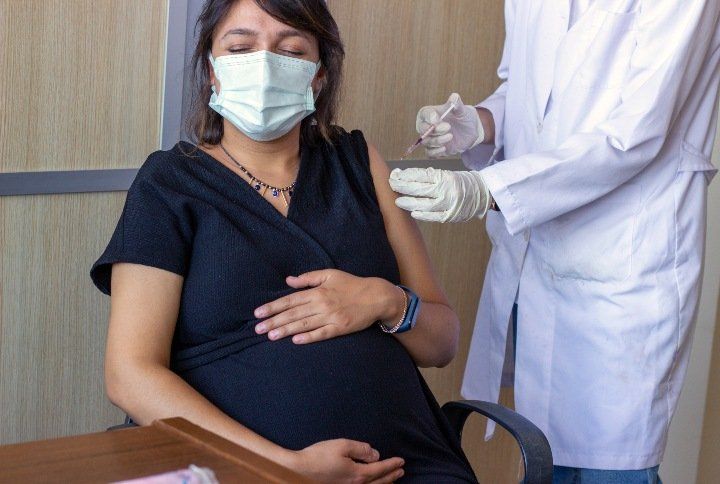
top-left (221, 28), bottom-right (309, 41)
top-left (222, 28), bottom-right (257, 39)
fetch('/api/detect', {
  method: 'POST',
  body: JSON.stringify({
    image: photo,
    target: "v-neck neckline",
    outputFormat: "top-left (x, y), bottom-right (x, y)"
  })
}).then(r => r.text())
top-left (181, 141), bottom-right (308, 222)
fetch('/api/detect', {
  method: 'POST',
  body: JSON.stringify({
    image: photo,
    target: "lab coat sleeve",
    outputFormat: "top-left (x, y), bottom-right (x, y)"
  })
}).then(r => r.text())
top-left (480, 0), bottom-right (720, 235)
top-left (462, 0), bottom-right (516, 171)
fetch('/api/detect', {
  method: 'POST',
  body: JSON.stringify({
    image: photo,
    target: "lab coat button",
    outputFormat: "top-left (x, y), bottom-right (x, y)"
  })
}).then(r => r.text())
top-left (537, 122), bottom-right (543, 133)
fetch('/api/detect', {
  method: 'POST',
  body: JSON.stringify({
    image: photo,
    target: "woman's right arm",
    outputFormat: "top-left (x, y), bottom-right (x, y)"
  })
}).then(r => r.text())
top-left (106, 263), bottom-right (292, 458)
top-left (106, 262), bottom-right (404, 483)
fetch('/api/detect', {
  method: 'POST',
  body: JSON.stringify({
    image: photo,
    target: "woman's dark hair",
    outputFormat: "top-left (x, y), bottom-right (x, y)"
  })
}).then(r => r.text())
top-left (186, 0), bottom-right (345, 146)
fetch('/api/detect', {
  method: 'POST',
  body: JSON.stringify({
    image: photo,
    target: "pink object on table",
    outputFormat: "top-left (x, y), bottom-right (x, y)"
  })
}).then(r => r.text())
top-left (113, 465), bottom-right (218, 484)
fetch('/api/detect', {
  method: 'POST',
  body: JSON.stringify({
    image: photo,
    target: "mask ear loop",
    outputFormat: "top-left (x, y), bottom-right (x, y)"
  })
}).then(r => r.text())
top-left (208, 54), bottom-right (218, 93)
top-left (309, 62), bottom-right (325, 126)
top-left (312, 62), bottom-right (325, 101)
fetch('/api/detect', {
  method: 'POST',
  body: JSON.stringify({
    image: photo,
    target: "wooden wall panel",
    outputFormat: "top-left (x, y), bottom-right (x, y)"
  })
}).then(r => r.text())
top-left (0, 0), bottom-right (167, 172)
top-left (327, 0), bottom-right (505, 160)
top-left (416, 219), bottom-right (488, 403)
top-left (0, 193), bottom-right (126, 444)
top-left (327, 1), bottom-right (515, 479)
top-left (0, 0), bottom-right (167, 444)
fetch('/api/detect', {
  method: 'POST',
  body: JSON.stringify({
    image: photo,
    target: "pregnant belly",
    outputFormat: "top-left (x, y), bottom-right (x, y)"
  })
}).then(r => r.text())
top-left (179, 325), bottom-right (435, 451)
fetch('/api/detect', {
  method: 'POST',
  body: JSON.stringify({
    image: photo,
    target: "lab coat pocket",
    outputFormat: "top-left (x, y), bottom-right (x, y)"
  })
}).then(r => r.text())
top-left (538, 182), bottom-right (642, 282)
top-left (679, 141), bottom-right (718, 183)
top-left (576, 10), bottom-right (638, 89)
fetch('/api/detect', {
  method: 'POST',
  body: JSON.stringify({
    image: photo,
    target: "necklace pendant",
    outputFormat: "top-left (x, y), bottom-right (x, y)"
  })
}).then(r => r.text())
top-left (220, 145), bottom-right (297, 202)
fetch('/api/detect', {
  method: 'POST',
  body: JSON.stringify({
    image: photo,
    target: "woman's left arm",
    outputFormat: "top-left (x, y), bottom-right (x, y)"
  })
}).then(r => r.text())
top-left (254, 143), bottom-right (460, 368)
top-left (364, 142), bottom-right (460, 367)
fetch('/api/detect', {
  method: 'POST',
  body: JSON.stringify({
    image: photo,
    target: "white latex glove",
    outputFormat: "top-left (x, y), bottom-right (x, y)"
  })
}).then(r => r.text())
top-left (389, 167), bottom-right (490, 223)
top-left (416, 93), bottom-right (484, 158)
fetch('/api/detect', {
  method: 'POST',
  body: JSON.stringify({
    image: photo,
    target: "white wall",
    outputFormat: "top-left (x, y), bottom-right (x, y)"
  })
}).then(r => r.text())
top-left (661, 112), bottom-right (720, 483)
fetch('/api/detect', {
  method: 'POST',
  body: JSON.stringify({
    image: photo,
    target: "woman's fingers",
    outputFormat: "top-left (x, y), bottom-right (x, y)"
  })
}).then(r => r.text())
top-left (357, 458), bottom-right (405, 483)
top-left (297, 439), bottom-right (403, 483)
top-left (286, 270), bottom-right (332, 289)
top-left (256, 270), bottom-right (334, 318)
top-left (254, 291), bottom-right (311, 319)
top-left (342, 440), bottom-right (380, 463)
top-left (285, 276), bottom-right (313, 289)
top-left (291, 321), bottom-right (335, 344)
top-left (255, 304), bottom-right (318, 336)
top-left (269, 315), bottom-right (326, 342)
top-left (369, 468), bottom-right (405, 484)
top-left (257, 269), bottom-right (375, 344)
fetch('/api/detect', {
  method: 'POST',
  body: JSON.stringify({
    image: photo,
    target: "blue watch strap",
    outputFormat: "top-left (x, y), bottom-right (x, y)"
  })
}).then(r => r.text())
top-left (396, 285), bottom-right (421, 333)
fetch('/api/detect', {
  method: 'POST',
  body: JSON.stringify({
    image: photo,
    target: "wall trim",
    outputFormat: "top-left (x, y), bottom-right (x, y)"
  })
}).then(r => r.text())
top-left (0, 170), bottom-right (140, 197)
top-left (0, 159), bottom-right (465, 197)
top-left (161, 0), bottom-right (189, 150)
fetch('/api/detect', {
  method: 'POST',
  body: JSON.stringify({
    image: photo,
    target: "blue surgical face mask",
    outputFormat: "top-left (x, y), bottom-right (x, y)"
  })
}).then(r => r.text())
top-left (208, 50), bottom-right (321, 142)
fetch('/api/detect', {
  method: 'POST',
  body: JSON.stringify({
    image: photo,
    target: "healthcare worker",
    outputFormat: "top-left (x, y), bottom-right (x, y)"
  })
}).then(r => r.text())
top-left (390, 1), bottom-right (720, 482)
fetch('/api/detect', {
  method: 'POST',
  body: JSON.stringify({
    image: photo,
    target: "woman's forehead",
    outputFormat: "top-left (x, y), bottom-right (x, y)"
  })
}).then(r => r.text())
top-left (215, 0), bottom-right (308, 41)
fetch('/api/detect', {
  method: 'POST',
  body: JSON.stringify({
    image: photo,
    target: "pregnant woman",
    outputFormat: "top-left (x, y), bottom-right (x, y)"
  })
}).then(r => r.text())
top-left (91, 1), bottom-right (477, 482)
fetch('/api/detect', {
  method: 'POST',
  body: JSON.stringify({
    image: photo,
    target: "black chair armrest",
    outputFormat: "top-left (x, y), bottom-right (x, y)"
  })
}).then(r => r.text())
top-left (107, 415), bottom-right (139, 431)
top-left (442, 400), bottom-right (553, 484)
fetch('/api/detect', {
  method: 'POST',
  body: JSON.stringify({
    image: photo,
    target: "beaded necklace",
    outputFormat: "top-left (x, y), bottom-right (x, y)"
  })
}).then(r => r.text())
top-left (220, 144), bottom-right (296, 207)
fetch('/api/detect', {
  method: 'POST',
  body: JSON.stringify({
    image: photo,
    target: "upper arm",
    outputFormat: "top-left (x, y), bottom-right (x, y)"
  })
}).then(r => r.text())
top-left (619, 0), bottom-right (720, 133)
top-left (366, 143), bottom-right (449, 306)
top-left (106, 263), bottom-right (184, 371)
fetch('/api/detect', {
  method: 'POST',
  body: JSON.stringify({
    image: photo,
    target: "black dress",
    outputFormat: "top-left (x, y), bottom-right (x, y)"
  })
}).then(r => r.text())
top-left (91, 130), bottom-right (478, 483)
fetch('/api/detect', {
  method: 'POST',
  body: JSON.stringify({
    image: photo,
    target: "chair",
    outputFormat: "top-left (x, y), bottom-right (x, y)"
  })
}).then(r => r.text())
top-left (442, 400), bottom-right (553, 484)
top-left (107, 415), bottom-right (136, 431)
top-left (110, 401), bottom-right (553, 484)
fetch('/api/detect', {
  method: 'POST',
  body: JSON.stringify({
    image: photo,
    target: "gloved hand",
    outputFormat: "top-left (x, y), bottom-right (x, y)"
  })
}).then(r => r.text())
top-left (417, 93), bottom-right (484, 158)
top-left (389, 167), bottom-right (490, 223)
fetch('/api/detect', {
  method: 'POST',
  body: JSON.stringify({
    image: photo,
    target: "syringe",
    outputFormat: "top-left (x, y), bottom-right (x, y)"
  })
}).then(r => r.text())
top-left (400, 101), bottom-right (457, 160)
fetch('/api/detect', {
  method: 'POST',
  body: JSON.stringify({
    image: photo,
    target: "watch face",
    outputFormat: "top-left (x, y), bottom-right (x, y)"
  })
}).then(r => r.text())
top-left (408, 294), bottom-right (420, 329)
top-left (396, 286), bottom-right (421, 333)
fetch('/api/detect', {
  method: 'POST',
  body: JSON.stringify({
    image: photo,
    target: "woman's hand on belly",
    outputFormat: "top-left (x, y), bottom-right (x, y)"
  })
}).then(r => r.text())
top-left (253, 269), bottom-right (405, 344)
top-left (287, 439), bottom-right (404, 484)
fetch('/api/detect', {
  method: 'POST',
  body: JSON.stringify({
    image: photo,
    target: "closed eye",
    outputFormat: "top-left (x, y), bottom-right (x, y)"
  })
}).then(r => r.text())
top-left (280, 49), bottom-right (304, 57)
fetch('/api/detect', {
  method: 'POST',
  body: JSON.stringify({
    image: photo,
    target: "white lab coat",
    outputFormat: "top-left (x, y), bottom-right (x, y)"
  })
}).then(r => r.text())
top-left (461, 0), bottom-right (720, 469)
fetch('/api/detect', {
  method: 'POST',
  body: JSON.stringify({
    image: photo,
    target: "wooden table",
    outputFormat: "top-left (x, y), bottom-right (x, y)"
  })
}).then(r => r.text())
top-left (0, 418), bottom-right (315, 483)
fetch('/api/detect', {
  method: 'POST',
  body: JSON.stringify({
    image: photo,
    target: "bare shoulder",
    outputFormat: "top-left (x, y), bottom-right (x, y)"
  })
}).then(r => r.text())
top-left (366, 142), bottom-right (392, 178)
top-left (365, 141), bottom-right (400, 210)
top-left (364, 140), bottom-right (418, 254)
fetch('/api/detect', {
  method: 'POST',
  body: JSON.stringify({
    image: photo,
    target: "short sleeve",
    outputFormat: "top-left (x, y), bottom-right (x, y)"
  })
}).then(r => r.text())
top-left (90, 154), bottom-right (193, 295)
top-left (332, 129), bottom-right (381, 214)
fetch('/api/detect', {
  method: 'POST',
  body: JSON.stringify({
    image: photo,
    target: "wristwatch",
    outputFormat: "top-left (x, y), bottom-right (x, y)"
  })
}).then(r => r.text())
top-left (396, 285), bottom-right (421, 333)
top-left (379, 285), bottom-right (421, 334)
